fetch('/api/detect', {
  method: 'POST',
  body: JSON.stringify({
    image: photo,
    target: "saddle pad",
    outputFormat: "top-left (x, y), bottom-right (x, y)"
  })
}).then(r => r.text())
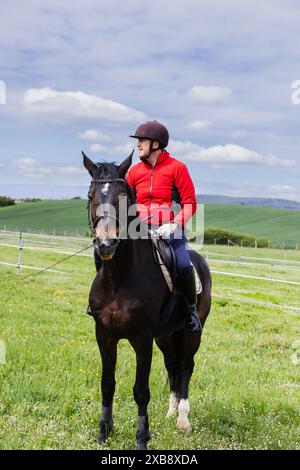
top-left (156, 248), bottom-right (202, 294)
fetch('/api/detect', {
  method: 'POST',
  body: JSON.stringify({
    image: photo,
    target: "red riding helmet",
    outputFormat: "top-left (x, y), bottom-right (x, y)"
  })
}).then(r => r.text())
top-left (130, 120), bottom-right (169, 149)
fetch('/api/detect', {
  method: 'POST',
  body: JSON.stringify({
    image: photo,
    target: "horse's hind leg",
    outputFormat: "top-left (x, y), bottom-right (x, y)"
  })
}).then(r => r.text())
top-left (155, 335), bottom-right (179, 418)
top-left (130, 335), bottom-right (153, 450)
top-left (96, 324), bottom-right (117, 445)
top-left (176, 331), bottom-right (201, 432)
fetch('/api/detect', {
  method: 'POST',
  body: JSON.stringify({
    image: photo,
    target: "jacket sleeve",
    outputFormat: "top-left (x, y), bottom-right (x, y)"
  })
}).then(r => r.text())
top-left (172, 163), bottom-right (197, 226)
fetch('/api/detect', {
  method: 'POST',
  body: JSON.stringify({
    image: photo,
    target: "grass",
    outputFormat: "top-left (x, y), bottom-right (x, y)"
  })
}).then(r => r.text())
top-left (0, 241), bottom-right (299, 450)
top-left (1, 200), bottom-right (300, 247)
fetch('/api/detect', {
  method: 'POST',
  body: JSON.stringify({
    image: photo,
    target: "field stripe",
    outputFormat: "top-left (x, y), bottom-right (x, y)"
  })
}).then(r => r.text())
top-left (213, 294), bottom-right (300, 313)
top-left (204, 250), bottom-right (300, 265)
top-left (0, 261), bottom-right (69, 274)
top-left (211, 270), bottom-right (300, 285)
top-left (208, 258), bottom-right (300, 271)
top-left (0, 242), bottom-right (92, 257)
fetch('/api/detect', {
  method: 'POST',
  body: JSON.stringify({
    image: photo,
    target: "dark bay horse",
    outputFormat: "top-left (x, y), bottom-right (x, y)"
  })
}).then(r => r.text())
top-left (83, 151), bottom-right (211, 450)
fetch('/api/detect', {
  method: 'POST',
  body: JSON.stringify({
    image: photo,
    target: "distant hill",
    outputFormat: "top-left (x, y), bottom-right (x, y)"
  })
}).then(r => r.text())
top-left (197, 194), bottom-right (300, 210)
top-left (0, 199), bottom-right (299, 247)
top-left (2, 182), bottom-right (300, 210)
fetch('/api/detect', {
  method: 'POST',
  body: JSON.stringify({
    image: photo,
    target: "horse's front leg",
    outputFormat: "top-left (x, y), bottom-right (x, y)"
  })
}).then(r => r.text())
top-left (130, 335), bottom-right (153, 450)
top-left (96, 323), bottom-right (118, 445)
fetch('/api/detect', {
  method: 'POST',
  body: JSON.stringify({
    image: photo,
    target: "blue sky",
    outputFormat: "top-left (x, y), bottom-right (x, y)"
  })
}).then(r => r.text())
top-left (0, 0), bottom-right (300, 201)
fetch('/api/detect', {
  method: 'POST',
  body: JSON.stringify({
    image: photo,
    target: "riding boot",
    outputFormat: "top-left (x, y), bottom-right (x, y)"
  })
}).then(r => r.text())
top-left (86, 249), bottom-right (102, 316)
top-left (180, 270), bottom-right (202, 332)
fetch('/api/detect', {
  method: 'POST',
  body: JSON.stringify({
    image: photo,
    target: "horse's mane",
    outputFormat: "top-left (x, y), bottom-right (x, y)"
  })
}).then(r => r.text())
top-left (94, 161), bottom-right (118, 180)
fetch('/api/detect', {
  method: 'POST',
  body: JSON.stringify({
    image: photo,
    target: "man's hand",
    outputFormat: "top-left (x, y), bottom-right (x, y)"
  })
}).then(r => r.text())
top-left (155, 223), bottom-right (177, 239)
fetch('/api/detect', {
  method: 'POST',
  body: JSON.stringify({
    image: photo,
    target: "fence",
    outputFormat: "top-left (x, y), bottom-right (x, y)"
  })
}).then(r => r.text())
top-left (1, 229), bottom-right (300, 314)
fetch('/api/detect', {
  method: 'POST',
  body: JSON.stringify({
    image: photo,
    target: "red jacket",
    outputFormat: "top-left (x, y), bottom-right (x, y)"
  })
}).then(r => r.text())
top-left (126, 151), bottom-right (197, 226)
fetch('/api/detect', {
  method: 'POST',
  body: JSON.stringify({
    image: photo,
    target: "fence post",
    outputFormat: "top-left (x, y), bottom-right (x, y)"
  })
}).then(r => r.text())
top-left (17, 232), bottom-right (24, 275)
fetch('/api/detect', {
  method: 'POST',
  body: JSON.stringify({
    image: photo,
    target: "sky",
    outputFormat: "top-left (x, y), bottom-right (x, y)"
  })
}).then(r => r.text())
top-left (0, 0), bottom-right (300, 201)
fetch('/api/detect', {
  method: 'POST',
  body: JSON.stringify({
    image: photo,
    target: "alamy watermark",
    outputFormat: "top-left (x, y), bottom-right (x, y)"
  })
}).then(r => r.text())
top-left (0, 341), bottom-right (6, 365)
top-left (92, 197), bottom-right (204, 246)
top-left (291, 80), bottom-right (300, 104)
top-left (0, 80), bottom-right (6, 104)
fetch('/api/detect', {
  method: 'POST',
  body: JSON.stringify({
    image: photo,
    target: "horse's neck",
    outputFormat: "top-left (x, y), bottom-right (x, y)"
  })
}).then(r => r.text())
top-left (101, 239), bottom-right (148, 283)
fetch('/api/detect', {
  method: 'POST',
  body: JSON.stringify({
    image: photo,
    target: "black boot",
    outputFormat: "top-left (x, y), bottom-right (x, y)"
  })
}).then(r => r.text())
top-left (86, 248), bottom-right (102, 316)
top-left (180, 270), bottom-right (202, 332)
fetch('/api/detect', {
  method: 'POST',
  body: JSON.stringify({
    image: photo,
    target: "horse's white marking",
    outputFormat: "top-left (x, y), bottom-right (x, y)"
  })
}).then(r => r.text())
top-left (102, 183), bottom-right (110, 196)
top-left (166, 392), bottom-right (179, 417)
top-left (176, 399), bottom-right (192, 432)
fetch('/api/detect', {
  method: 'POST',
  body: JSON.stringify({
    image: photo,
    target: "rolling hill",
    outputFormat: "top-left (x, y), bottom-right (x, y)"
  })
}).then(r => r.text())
top-left (0, 199), bottom-right (299, 247)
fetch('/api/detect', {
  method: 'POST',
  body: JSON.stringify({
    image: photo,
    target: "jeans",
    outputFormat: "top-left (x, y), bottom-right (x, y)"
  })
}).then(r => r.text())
top-left (169, 228), bottom-right (193, 280)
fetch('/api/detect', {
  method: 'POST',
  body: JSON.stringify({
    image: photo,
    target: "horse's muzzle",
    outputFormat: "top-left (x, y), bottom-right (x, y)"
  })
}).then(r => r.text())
top-left (95, 238), bottom-right (120, 261)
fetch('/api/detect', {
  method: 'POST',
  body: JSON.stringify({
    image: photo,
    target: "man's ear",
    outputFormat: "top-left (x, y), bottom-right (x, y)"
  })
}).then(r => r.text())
top-left (117, 150), bottom-right (134, 178)
top-left (152, 140), bottom-right (160, 150)
top-left (82, 151), bottom-right (97, 176)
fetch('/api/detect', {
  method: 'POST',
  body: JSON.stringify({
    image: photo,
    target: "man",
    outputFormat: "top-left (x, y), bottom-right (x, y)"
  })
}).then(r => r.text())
top-left (92, 120), bottom-right (201, 332)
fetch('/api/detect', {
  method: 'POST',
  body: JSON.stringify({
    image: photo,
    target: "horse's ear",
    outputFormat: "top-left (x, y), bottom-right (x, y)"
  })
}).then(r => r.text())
top-left (82, 151), bottom-right (97, 176)
top-left (117, 149), bottom-right (134, 178)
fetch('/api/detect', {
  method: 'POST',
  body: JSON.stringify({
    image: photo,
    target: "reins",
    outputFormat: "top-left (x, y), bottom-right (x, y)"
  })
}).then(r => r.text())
top-left (21, 243), bottom-right (94, 280)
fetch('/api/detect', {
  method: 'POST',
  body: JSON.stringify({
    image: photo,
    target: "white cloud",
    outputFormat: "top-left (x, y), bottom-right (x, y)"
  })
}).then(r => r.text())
top-left (12, 158), bottom-right (84, 178)
top-left (23, 87), bottom-right (145, 123)
top-left (79, 129), bottom-right (111, 141)
top-left (230, 182), bottom-right (298, 201)
top-left (90, 142), bottom-right (134, 156)
top-left (229, 129), bottom-right (276, 141)
top-left (186, 85), bottom-right (233, 103)
top-left (89, 143), bottom-right (107, 153)
top-left (169, 140), bottom-right (295, 168)
top-left (187, 120), bottom-right (211, 131)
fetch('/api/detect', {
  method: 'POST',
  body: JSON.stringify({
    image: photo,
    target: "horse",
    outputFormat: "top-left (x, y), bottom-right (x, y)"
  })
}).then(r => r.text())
top-left (83, 151), bottom-right (212, 450)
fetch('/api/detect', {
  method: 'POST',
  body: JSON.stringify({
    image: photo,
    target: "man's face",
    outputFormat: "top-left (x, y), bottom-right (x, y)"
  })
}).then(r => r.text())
top-left (137, 138), bottom-right (159, 160)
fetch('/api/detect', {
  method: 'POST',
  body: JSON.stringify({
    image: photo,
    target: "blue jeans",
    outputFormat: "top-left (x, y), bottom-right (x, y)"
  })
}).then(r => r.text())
top-left (169, 228), bottom-right (193, 280)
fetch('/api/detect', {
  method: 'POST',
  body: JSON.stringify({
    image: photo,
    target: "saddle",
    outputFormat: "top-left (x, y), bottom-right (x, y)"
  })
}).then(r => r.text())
top-left (152, 238), bottom-right (202, 294)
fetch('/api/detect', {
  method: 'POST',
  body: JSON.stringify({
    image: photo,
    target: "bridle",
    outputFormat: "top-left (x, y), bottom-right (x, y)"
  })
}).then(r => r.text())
top-left (87, 177), bottom-right (135, 240)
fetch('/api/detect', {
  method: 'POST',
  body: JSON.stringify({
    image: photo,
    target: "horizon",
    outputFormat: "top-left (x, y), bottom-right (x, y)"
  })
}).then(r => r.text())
top-left (1, 184), bottom-right (300, 206)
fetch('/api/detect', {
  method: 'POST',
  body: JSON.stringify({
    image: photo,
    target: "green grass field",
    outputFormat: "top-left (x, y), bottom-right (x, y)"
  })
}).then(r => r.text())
top-left (0, 241), bottom-right (299, 450)
top-left (1, 200), bottom-right (300, 247)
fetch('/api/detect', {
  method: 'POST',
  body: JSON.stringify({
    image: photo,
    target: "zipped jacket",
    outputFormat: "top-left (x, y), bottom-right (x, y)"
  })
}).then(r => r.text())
top-left (126, 151), bottom-right (197, 226)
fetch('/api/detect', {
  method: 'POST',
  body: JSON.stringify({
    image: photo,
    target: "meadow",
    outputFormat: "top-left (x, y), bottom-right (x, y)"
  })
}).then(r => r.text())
top-left (1, 200), bottom-right (300, 247)
top-left (0, 238), bottom-right (299, 450)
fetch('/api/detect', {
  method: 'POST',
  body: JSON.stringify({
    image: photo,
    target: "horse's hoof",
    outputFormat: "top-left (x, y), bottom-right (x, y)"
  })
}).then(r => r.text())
top-left (98, 419), bottom-right (114, 445)
top-left (136, 442), bottom-right (147, 450)
top-left (176, 417), bottom-right (192, 432)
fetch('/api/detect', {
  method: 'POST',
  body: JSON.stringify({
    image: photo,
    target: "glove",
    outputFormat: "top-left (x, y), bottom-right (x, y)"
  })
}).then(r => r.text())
top-left (155, 223), bottom-right (177, 239)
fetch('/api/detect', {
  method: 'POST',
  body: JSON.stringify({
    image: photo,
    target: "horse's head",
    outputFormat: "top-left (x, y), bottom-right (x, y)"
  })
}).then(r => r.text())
top-left (83, 150), bottom-right (134, 261)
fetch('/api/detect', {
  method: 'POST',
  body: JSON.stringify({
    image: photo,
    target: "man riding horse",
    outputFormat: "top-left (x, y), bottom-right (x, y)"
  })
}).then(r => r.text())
top-left (89, 120), bottom-right (201, 332)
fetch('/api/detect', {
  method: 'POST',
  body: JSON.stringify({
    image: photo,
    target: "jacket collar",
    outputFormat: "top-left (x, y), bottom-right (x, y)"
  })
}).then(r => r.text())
top-left (142, 150), bottom-right (170, 168)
